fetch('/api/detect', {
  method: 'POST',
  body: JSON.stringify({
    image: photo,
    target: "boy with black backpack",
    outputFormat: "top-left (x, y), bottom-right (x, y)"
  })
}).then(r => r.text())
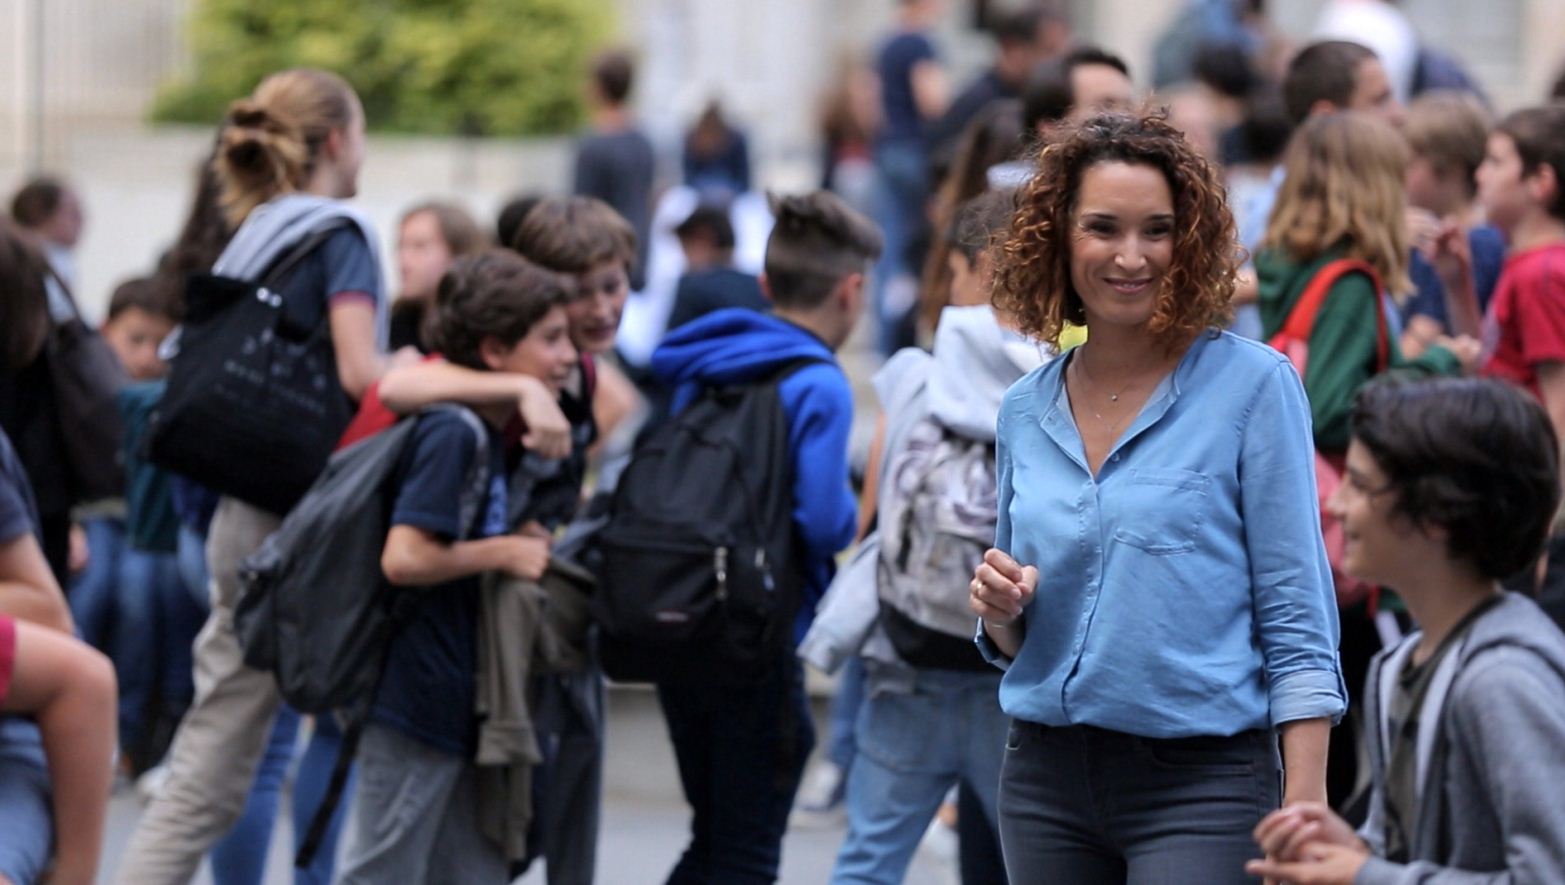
top-left (335, 251), bottom-right (579, 883)
top-left (596, 190), bottom-right (879, 883)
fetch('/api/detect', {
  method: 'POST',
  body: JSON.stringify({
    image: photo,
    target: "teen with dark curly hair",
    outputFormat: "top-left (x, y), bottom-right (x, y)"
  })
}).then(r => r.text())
top-left (968, 110), bottom-right (1346, 882)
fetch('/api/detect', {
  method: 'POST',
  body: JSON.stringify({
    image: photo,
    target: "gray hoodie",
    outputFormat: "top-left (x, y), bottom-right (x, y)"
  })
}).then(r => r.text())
top-left (1356, 592), bottom-right (1565, 884)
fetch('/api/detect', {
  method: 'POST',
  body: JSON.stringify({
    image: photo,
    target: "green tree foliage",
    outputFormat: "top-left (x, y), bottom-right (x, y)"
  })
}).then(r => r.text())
top-left (152, 0), bottom-right (612, 136)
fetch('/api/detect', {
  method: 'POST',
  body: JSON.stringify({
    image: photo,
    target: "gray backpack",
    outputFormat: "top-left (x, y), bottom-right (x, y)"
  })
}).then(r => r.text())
top-left (876, 365), bottom-right (997, 670)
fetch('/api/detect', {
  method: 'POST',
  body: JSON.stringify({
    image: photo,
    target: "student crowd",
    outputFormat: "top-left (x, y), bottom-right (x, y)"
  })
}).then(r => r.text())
top-left (4, 1), bottom-right (1565, 883)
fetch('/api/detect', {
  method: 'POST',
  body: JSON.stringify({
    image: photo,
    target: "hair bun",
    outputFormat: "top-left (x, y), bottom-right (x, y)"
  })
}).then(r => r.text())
top-left (226, 99), bottom-right (272, 130)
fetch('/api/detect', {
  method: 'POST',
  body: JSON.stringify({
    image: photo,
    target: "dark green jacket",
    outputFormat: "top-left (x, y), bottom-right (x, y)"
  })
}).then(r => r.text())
top-left (1256, 248), bottom-right (1461, 452)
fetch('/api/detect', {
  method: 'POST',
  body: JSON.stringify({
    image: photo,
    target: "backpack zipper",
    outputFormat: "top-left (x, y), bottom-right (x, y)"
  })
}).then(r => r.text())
top-left (715, 547), bottom-right (729, 601)
top-left (757, 549), bottom-right (775, 593)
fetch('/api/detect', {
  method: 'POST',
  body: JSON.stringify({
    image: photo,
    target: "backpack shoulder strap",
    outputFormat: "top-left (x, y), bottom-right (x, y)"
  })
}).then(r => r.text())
top-left (767, 356), bottom-right (833, 387)
top-left (1273, 258), bottom-right (1389, 373)
top-left (579, 353), bottom-right (598, 402)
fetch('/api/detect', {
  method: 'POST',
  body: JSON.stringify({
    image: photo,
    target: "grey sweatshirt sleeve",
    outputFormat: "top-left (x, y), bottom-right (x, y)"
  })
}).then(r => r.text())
top-left (1354, 647), bottom-right (1565, 885)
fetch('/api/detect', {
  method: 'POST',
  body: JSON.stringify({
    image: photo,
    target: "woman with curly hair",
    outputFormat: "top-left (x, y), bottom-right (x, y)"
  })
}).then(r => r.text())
top-left (968, 110), bottom-right (1347, 882)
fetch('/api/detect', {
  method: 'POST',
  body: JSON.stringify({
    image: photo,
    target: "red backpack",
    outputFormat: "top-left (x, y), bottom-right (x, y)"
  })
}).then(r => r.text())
top-left (1268, 258), bottom-right (1386, 608)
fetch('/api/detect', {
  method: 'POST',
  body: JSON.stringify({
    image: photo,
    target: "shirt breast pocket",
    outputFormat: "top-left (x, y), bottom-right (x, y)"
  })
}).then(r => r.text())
top-left (1111, 468), bottom-right (1209, 556)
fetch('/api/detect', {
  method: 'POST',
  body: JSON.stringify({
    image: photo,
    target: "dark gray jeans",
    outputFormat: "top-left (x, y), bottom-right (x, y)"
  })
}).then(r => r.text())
top-left (997, 722), bottom-right (1280, 884)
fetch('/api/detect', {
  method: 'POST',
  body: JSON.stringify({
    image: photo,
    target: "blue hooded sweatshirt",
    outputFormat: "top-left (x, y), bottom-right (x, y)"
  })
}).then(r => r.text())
top-left (651, 308), bottom-right (858, 641)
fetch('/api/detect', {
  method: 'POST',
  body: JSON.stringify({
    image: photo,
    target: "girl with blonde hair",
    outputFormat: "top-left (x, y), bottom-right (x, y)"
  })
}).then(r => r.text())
top-left (1257, 111), bottom-right (1478, 452)
top-left (118, 67), bottom-right (398, 884)
top-left (1255, 110), bottom-right (1479, 809)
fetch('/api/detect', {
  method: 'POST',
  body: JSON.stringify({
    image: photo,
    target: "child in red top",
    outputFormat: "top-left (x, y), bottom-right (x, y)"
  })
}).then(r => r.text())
top-left (1477, 104), bottom-right (1565, 622)
top-left (1478, 105), bottom-right (1565, 425)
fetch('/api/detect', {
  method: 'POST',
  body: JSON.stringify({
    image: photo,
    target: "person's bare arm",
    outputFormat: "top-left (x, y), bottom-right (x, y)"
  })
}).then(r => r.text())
top-left (1399, 314), bottom-right (1443, 360)
top-left (0, 533), bottom-right (72, 634)
top-left (1430, 224), bottom-right (1484, 341)
top-left (381, 525), bottom-right (551, 586)
top-left (328, 300), bottom-right (389, 401)
top-left (856, 415), bottom-right (887, 542)
top-left (1279, 717), bottom-right (1330, 806)
top-left (375, 360), bottom-right (572, 460)
top-left (591, 359), bottom-right (644, 444)
top-left (1537, 363), bottom-right (1565, 460)
top-left (2, 621), bottom-right (116, 885)
top-left (910, 59), bottom-right (950, 121)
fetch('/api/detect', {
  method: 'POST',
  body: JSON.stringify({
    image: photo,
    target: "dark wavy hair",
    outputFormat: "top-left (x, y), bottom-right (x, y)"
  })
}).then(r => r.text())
top-left (991, 110), bottom-right (1237, 351)
top-left (1351, 377), bottom-right (1561, 580)
top-left (430, 250), bottom-right (574, 371)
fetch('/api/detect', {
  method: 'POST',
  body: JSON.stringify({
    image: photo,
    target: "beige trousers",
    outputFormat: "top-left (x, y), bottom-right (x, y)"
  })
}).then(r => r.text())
top-left (115, 498), bottom-right (284, 885)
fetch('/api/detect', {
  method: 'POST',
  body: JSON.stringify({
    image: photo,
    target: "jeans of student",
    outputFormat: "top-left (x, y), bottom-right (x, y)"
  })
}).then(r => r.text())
top-left (207, 709), bottom-right (348, 885)
top-left (957, 779), bottom-right (1009, 885)
top-left (998, 721), bottom-right (1281, 884)
top-left (657, 658), bottom-right (816, 884)
top-left (171, 520), bottom-right (348, 885)
top-left (338, 724), bottom-right (507, 884)
top-left (524, 666), bottom-right (606, 884)
top-left (871, 140), bottom-right (929, 357)
top-left (831, 669), bottom-right (1008, 885)
top-left (0, 720), bottom-right (50, 885)
top-left (824, 656), bottom-right (865, 772)
top-left (69, 517), bottom-right (203, 753)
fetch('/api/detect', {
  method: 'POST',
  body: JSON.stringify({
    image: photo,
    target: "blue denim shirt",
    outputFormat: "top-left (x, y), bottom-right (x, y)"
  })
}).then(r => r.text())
top-left (978, 331), bottom-right (1346, 738)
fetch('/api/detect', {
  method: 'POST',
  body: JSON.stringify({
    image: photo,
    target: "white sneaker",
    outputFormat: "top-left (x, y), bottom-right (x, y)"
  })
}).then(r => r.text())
top-left (789, 760), bottom-right (847, 828)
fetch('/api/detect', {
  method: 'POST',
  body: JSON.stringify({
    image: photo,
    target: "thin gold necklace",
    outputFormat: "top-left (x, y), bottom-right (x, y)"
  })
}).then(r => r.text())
top-left (1073, 352), bottom-right (1163, 434)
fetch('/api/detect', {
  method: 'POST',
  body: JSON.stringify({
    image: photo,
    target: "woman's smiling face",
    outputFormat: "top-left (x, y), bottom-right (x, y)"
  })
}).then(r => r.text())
top-left (1067, 161), bottom-right (1175, 333)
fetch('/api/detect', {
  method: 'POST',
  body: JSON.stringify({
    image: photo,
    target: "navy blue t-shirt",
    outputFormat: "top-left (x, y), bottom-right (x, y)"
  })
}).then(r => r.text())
top-left (370, 410), bottom-right (508, 755)
top-left (0, 429), bottom-right (39, 547)
top-left (666, 267), bottom-right (769, 334)
top-left (877, 31), bottom-right (938, 145)
top-left (279, 226), bottom-right (381, 321)
top-left (1403, 225), bottom-right (1507, 331)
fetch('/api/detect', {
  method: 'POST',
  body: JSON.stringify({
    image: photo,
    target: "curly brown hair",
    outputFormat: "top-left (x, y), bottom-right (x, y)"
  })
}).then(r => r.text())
top-left (991, 110), bottom-right (1237, 352)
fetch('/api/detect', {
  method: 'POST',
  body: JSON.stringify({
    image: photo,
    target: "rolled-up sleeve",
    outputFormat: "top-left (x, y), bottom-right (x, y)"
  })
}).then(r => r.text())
top-left (1239, 362), bottom-right (1347, 726)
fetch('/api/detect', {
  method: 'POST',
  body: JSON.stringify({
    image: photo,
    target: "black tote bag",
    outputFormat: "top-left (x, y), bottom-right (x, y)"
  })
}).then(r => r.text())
top-left (145, 229), bottom-right (355, 515)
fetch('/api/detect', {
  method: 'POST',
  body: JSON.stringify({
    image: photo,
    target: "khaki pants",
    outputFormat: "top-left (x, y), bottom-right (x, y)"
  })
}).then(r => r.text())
top-left (116, 498), bottom-right (284, 884)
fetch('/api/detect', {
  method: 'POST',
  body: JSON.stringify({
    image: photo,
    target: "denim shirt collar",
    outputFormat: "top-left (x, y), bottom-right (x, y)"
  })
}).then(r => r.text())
top-left (1037, 330), bottom-right (1214, 477)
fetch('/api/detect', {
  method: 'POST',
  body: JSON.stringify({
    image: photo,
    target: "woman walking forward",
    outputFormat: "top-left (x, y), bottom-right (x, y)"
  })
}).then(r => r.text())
top-left (969, 110), bottom-right (1346, 883)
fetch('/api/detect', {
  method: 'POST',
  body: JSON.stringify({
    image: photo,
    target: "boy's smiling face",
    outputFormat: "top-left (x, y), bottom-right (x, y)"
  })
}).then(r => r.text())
top-left (1326, 440), bottom-right (1443, 588)
top-left (484, 305), bottom-right (578, 395)
top-left (567, 259), bottom-right (629, 355)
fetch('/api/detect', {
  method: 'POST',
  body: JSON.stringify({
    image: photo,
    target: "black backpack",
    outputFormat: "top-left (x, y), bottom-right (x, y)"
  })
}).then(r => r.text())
top-left (232, 404), bottom-right (488, 866)
top-left (235, 404), bottom-right (488, 713)
top-left (594, 360), bottom-right (821, 683)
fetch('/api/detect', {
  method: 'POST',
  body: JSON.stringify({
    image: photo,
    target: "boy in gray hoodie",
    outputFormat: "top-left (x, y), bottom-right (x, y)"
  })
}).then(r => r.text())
top-left (1249, 376), bottom-right (1565, 884)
